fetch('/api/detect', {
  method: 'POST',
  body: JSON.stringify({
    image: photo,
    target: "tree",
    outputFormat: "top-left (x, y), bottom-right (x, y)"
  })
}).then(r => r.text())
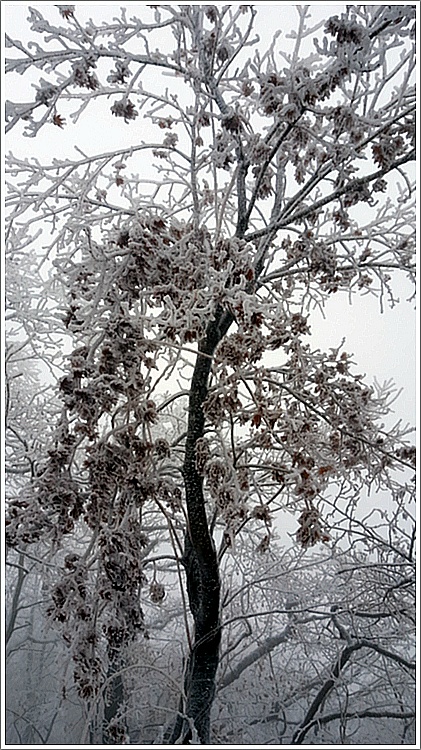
top-left (4, 4), bottom-right (416, 745)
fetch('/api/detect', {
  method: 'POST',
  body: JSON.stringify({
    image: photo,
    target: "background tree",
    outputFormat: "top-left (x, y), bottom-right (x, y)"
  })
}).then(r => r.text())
top-left (4, 4), bottom-right (415, 745)
top-left (4, 219), bottom-right (90, 744)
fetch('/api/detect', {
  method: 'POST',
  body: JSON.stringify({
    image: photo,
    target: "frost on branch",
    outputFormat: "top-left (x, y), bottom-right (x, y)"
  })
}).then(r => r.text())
top-left (4, 4), bottom-right (416, 745)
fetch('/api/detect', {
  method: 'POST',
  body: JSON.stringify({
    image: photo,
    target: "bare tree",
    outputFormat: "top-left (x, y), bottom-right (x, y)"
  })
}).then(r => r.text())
top-left (5, 4), bottom-right (415, 744)
top-left (214, 502), bottom-right (416, 744)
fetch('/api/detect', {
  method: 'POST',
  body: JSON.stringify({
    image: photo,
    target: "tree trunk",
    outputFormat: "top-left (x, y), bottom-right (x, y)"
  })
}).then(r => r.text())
top-left (169, 309), bottom-right (232, 744)
top-left (103, 653), bottom-right (127, 744)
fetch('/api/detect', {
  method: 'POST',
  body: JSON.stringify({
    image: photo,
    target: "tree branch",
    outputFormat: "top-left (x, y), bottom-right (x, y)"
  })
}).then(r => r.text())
top-left (246, 149), bottom-right (416, 242)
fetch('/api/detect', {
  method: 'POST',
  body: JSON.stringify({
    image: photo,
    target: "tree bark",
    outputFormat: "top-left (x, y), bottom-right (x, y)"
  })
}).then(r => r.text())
top-left (103, 653), bottom-right (127, 744)
top-left (169, 308), bottom-right (232, 744)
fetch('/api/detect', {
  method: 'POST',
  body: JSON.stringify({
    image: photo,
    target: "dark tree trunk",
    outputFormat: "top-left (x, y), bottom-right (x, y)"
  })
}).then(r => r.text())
top-left (102, 653), bottom-right (127, 744)
top-left (169, 308), bottom-right (233, 744)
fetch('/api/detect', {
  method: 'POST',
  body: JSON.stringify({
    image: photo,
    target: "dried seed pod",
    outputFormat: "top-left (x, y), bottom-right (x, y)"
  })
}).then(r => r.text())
top-left (149, 581), bottom-right (165, 603)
